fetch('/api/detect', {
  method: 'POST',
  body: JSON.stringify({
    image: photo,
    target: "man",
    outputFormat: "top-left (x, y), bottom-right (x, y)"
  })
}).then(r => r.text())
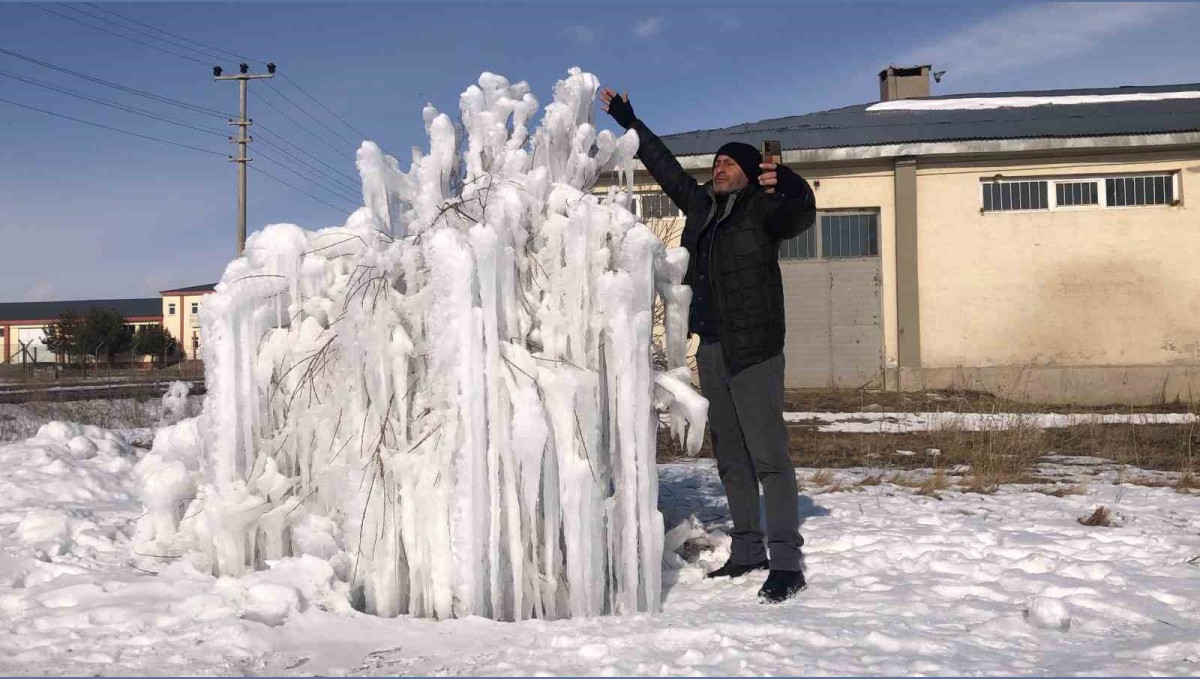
top-left (601, 88), bottom-right (817, 603)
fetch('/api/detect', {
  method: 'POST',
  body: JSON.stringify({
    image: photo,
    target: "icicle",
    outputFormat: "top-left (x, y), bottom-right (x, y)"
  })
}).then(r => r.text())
top-left (157, 69), bottom-right (707, 621)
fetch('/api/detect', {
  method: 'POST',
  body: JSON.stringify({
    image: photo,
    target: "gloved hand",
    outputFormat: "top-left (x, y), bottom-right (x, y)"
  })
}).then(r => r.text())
top-left (599, 88), bottom-right (636, 129)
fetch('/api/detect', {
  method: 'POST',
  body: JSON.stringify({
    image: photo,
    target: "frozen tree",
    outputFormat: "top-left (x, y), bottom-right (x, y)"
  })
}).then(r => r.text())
top-left (140, 69), bottom-right (706, 621)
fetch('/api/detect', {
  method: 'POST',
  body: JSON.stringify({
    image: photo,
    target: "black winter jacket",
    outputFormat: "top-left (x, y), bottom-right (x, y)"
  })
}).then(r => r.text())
top-left (629, 118), bottom-right (817, 374)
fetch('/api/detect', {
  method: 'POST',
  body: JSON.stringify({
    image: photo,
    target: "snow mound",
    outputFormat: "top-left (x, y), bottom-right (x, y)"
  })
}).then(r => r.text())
top-left (1026, 596), bottom-right (1072, 631)
top-left (140, 69), bottom-right (706, 621)
top-left (158, 381), bottom-right (191, 425)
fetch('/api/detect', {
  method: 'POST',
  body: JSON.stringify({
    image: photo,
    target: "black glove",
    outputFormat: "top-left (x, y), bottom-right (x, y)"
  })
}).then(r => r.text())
top-left (605, 93), bottom-right (637, 129)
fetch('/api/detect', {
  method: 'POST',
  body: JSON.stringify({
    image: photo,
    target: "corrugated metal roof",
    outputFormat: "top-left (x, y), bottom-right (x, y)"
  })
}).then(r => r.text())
top-left (159, 283), bottom-right (216, 295)
top-left (658, 83), bottom-right (1200, 156)
top-left (0, 298), bottom-right (162, 323)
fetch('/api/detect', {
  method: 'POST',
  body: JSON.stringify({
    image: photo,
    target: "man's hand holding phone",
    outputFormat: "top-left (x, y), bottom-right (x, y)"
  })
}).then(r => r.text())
top-left (760, 140), bottom-right (782, 194)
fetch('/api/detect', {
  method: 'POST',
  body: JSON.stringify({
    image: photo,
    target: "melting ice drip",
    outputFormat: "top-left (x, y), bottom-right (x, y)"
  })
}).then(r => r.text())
top-left (155, 69), bottom-right (707, 620)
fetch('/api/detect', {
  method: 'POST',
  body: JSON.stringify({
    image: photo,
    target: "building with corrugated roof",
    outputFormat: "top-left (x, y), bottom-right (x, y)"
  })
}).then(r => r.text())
top-left (1, 283), bottom-right (216, 364)
top-left (601, 66), bottom-right (1200, 404)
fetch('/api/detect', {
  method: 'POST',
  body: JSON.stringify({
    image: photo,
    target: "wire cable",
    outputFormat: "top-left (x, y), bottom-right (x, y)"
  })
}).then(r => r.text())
top-left (0, 46), bottom-right (233, 118)
top-left (81, 1), bottom-right (265, 65)
top-left (254, 148), bottom-right (361, 204)
top-left (0, 68), bottom-right (227, 137)
top-left (0, 96), bottom-right (227, 156)
top-left (253, 134), bottom-right (362, 194)
top-left (251, 165), bottom-right (356, 213)
top-left (66, 3), bottom-right (233, 65)
top-left (280, 74), bottom-right (369, 141)
top-left (32, 4), bottom-right (213, 67)
top-left (262, 80), bottom-right (356, 146)
top-left (253, 92), bottom-right (348, 157)
top-left (255, 126), bottom-right (360, 185)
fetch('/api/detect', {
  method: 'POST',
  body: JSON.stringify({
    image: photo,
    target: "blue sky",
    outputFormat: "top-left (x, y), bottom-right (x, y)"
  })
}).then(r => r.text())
top-left (1, 1), bottom-right (1198, 301)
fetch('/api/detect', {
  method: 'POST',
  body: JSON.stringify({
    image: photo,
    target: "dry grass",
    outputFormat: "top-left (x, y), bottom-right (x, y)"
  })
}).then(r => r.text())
top-left (1036, 484), bottom-right (1087, 497)
top-left (1078, 506), bottom-right (1117, 527)
top-left (785, 387), bottom-right (1196, 415)
top-left (1176, 471), bottom-right (1197, 493)
top-left (888, 472), bottom-right (923, 488)
top-left (808, 470), bottom-right (835, 486)
top-left (917, 468), bottom-right (951, 496)
top-left (656, 387), bottom-right (1196, 495)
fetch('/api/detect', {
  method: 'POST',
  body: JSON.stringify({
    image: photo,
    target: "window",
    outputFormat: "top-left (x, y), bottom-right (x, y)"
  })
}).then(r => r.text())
top-left (780, 211), bottom-right (878, 260)
top-left (1055, 181), bottom-right (1098, 207)
top-left (982, 180), bottom-right (1049, 212)
top-left (1106, 174), bottom-right (1174, 207)
top-left (168, 303), bottom-right (176, 315)
top-left (636, 192), bottom-right (680, 219)
top-left (984, 172), bottom-right (1178, 212)
top-left (191, 302), bottom-right (199, 315)
top-left (822, 213), bottom-right (879, 258)
top-left (779, 223), bottom-right (817, 259)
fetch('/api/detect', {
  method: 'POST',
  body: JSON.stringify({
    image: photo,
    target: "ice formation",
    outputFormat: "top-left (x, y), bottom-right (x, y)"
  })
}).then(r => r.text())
top-left (139, 69), bottom-right (706, 621)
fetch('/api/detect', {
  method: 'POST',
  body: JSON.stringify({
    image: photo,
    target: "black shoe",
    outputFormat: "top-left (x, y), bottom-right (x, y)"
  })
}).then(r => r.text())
top-left (757, 569), bottom-right (807, 603)
top-left (705, 558), bottom-right (770, 579)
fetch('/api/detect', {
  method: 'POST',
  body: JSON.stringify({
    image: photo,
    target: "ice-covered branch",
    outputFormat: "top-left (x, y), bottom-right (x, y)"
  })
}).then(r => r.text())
top-left (138, 68), bottom-right (706, 621)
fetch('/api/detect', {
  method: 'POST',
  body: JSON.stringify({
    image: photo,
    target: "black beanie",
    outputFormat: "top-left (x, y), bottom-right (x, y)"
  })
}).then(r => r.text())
top-left (714, 142), bottom-right (762, 182)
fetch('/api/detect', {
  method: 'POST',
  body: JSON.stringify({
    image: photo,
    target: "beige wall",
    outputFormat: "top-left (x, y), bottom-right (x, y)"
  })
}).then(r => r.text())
top-left (915, 150), bottom-right (1200, 371)
top-left (603, 148), bottom-right (1200, 403)
top-left (2, 323), bottom-right (48, 363)
top-left (162, 294), bottom-right (209, 358)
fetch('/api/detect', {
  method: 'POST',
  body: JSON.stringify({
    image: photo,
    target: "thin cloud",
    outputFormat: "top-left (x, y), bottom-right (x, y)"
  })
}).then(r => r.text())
top-left (566, 24), bottom-right (596, 44)
top-left (633, 17), bottom-right (662, 39)
top-left (898, 2), bottom-right (1181, 81)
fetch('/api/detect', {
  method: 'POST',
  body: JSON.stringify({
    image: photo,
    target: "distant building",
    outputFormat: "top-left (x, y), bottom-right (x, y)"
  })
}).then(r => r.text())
top-left (1, 283), bottom-right (216, 365)
top-left (159, 283), bottom-right (217, 361)
top-left (599, 66), bottom-right (1200, 405)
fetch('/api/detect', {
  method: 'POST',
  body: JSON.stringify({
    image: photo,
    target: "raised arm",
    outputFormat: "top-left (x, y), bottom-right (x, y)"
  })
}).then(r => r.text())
top-left (600, 88), bottom-right (706, 214)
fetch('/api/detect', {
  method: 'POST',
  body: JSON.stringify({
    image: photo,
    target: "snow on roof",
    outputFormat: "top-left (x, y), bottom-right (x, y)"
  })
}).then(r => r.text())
top-left (657, 83), bottom-right (1200, 154)
top-left (867, 90), bottom-right (1200, 112)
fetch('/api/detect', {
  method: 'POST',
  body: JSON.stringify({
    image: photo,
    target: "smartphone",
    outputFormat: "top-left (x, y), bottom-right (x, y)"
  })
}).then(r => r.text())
top-left (761, 140), bottom-right (781, 193)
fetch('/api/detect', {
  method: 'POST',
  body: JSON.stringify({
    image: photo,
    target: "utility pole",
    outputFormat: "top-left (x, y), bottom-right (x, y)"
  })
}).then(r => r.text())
top-left (214, 62), bottom-right (275, 256)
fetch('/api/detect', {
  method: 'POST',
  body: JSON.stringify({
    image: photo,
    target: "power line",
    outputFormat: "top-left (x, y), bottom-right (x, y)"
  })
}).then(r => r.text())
top-left (81, 1), bottom-right (265, 65)
top-left (65, 3), bottom-right (370, 153)
top-left (0, 68), bottom-right (227, 137)
top-left (251, 165), bottom-right (356, 214)
top-left (0, 96), bottom-right (227, 156)
top-left (0, 46), bottom-right (233, 118)
top-left (255, 126), bottom-right (360, 185)
top-left (67, 3), bottom-right (233, 65)
top-left (262, 80), bottom-right (356, 146)
top-left (280, 75), bottom-right (369, 141)
top-left (255, 149), bottom-right (361, 205)
top-left (32, 4), bottom-right (214, 67)
top-left (253, 91), bottom-right (348, 157)
top-left (254, 134), bottom-right (362, 194)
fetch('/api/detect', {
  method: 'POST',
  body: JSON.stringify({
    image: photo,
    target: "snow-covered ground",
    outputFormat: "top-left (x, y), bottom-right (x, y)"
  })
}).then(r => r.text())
top-left (2, 420), bottom-right (1198, 676)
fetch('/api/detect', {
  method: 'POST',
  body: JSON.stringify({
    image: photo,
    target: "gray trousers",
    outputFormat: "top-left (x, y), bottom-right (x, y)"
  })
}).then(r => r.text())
top-left (696, 342), bottom-right (803, 571)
